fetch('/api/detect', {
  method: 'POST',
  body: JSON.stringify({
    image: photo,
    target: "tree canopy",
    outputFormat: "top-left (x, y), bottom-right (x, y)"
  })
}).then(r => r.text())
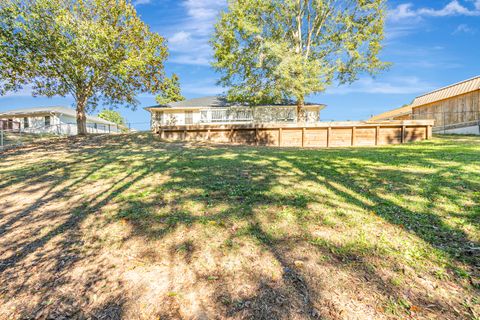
top-left (98, 109), bottom-right (125, 126)
top-left (211, 0), bottom-right (389, 110)
top-left (155, 73), bottom-right (185, 105)
top-left (0, 0), bottom-right (169, 135)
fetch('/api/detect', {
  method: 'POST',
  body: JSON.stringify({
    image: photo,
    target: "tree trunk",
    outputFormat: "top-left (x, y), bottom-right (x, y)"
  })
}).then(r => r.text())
top-left (76, 100), bottom-right (88, 136)
top-left (297, 98), bottom-right (306, 123)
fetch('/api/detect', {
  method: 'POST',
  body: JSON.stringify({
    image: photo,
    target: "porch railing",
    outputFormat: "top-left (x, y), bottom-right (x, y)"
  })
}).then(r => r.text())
top-left (200, 106), bottom-right (298, 124)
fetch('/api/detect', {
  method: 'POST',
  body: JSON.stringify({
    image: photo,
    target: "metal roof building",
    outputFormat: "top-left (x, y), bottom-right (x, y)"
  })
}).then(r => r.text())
top-left (411, 76), bottom-right (480, 108)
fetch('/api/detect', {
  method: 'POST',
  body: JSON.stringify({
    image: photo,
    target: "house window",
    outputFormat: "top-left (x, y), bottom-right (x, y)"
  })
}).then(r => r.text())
top-left (7, 119), bottom-right (13, 130)
top-left (44, 116), bottom-right (51, 127)
top-left (154, 111), bottom-right (164, 125)
top-left (200, 110), bottom-right (209, 123)
top-left (305, 110), bottom-right (320, 123)
top-left (185, 111), bottom-right (193, 125)
top-left (23, 117), bottom-right (29, 128)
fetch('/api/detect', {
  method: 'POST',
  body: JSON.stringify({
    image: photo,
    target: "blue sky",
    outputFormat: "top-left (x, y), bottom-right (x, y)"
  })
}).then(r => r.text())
top-left (1, 0), bottom-right (479, 130)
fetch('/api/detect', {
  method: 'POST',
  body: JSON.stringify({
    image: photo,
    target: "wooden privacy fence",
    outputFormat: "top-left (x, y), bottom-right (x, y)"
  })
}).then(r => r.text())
top-left (155, 120), bottom-right (434, 148)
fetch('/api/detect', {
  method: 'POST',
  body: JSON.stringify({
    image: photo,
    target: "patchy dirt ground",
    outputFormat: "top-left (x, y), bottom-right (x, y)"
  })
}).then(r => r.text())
top-left (0, 134), bottom-right (478, 319)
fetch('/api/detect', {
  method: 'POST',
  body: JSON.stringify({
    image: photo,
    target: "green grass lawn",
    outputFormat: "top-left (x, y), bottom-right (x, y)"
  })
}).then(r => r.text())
top-left (1, 131), bottom-right (62, 148)
top-left (0, 134), bottom-right (478, 319)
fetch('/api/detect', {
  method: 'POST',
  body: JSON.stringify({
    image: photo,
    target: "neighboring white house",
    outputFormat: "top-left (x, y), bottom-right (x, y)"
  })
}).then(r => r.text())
top-left (145, 96), bottom-right (326, 128)
top-left (0, 106), bottom-right (121, 135)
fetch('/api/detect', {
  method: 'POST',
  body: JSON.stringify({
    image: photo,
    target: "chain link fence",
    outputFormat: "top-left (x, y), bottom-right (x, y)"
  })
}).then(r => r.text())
top-left (0, 122), bottom-right (131, 151)
top-left (124, 122), bottom-right (151, 132)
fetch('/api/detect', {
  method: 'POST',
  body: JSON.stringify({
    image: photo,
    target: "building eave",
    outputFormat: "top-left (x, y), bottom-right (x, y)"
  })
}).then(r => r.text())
top-left (145, 104), bottom-right (327, 112)
top-left (0, 110), bottom-right (117, 126)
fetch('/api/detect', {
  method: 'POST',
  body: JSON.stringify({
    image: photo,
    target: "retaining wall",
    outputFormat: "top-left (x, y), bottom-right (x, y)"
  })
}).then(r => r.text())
top-left (154, 120), bottom-right (434, 148)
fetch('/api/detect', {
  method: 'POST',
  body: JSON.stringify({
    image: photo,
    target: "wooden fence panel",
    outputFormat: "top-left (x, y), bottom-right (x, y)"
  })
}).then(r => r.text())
top-left (405, 126), bottom-right (427, 142)
top-left (355, 128), bottom-right (377, 146)
top-left (258, 129), bottom-right (280, 146)
top-left (233, 129), bottom-right (256, 144)
top-left (330, 128), bottom-right (352, 147)
top-left (378, 127), bottom-right (402, 145)
top-left (304, 128), bottom-right (328, 147)
top-left (281, 129), bottom-right (303, 147)
top-left (209, 129), bottom-right (230, 143)
top-left (156, 120), bottom-right (434, 148)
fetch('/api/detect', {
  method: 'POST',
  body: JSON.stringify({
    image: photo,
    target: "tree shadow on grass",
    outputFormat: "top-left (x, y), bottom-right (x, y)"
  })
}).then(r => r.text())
top-left (278, 147), bottom-right (479, 271)
top-left (106, 139), bottom-right (478, 318)
top-left (0, 135), bottom-right (184, 318)
top-left (0, 134), bottom-right (478, 319)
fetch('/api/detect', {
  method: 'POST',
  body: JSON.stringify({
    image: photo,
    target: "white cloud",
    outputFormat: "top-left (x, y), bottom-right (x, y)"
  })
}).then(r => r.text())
top-left (166, 0), bottom-right (226, 66)
top-left (183, 0), bottom-right (224, 21)
top-left (475, 0), bottom-right (480, 10)
top-left (169, 31), bottom-right (191, 45)
top-left (388, 4), bottom-right (419, 21)
top-left (326, 77), bottom-right (435, 95)
top-left (169, 54), bottom-right (211, 66)
top-left (388, 1), bottom-right (480, 21)
top-left (452, 23), bottom-right (477, 34)
top-left (133, 0), bottom-right (151, 5)
top-left (418, 1), bottom-right (473, 16)
top-left (384, 25), bottom-right (418, 42)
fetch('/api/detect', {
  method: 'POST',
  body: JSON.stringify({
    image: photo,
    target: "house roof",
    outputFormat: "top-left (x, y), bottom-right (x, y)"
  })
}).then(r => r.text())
top-left (369, 105), bottom-right (412, 121)
top-left (165, 96), bottom-right (229, 108)
top-left (0, 106), bottom-right (116, 125)
top-left (145, 96), bottom-right (326, 110)
top-left (411, 75), bottom-right (480, 108)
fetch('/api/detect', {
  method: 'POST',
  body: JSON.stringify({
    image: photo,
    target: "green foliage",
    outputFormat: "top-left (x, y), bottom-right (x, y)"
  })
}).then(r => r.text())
top-left (155, 73), bottom-right (185, 105)
top-left (98, 110), bottom-right (125, 127)
top-left (97, 109), bottom-right (129, 132)
top-left (0, 0), bottom-right (169, 134)
top-left (211, 0), bottom-right (389, 105)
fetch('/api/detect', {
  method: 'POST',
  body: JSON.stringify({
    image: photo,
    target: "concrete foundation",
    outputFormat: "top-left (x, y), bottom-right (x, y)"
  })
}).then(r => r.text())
top-left (434, 123), bottom-right (480, 135)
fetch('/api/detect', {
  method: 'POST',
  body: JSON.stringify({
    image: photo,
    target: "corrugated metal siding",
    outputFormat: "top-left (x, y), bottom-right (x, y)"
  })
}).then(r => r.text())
top-left (411, 76), bottom-right (480, 108)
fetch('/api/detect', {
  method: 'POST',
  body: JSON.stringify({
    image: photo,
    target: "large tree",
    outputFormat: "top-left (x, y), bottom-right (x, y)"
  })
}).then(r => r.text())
top-left (211, 0), bottom-right (388, 117)
top-left (0, 0), bottom-right (169, 135)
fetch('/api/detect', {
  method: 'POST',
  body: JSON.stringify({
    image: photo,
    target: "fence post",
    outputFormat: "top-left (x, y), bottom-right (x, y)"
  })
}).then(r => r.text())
top-left (302, 127), bottom-right (305, 147)
top-left (278, 127), bottom-right (282, 146)
top-left (0, 129), bottom-right (3, 149)
top-left (351, 126), bottom-right (356, 146)
top-left (327, 127), bottom-right (331, 147)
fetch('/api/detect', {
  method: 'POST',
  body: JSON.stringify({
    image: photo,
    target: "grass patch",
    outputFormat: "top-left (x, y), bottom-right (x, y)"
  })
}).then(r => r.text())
top-left (0, 133), bottom-right (478, 319)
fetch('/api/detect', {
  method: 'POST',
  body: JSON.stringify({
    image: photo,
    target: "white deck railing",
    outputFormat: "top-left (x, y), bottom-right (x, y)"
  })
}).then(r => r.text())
top-left (200, 106), bottom-right (298, 124)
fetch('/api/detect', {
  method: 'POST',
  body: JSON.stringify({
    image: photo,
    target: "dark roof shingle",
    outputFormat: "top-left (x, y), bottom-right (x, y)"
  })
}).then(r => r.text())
top-left (145, 96), bottom-right (324, 110)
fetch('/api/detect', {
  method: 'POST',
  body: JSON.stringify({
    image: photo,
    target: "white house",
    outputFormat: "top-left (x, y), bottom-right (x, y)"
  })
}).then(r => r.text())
top-left (0, 106), bottom-right (121, 135)
top-left (145, 96), bottom-right (326, 129)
